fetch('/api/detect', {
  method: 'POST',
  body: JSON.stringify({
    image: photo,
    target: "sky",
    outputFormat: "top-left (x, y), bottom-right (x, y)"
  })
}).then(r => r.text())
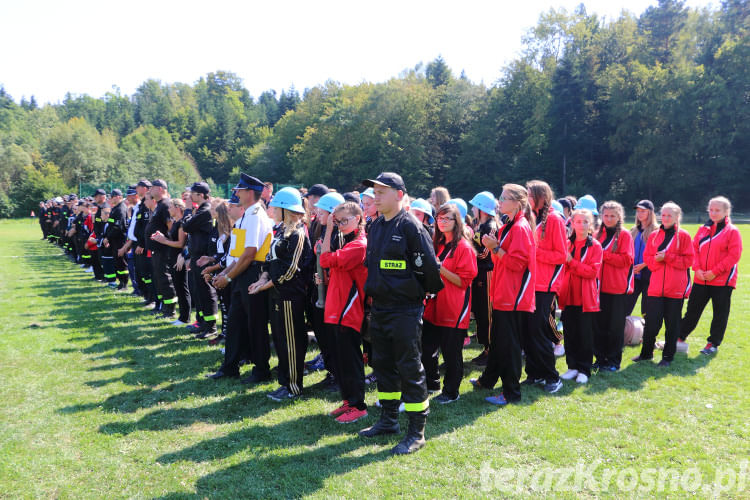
top-left (0, 0), bottom-right (717, 105)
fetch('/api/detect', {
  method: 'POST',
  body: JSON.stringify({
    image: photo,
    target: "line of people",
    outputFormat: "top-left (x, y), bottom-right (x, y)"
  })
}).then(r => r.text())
top-left (38, 173), bottom-right (742, 455)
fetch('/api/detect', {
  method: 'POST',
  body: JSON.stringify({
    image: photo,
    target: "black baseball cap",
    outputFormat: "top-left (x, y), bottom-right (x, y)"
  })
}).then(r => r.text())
top-left (362, 172), bottom-right (406, 193)
top-left (190, 182), bottom-right (211, 195)
top-left (93, 188), bottom-right (106, 197)
top-left (557, 198), bottom-right (572, 211)
top-left (136, 179), bottom-right (152, 188)
top-left (342, 192), bottom-right (360, 203)
top-left (634, 200), bottom-right (655, 211)
top-left (110, 188), bottom-right (123, 197)
top-left (303, 184), bottom-right (329, 198)
top-left (151, 179), bottom-right (168, 189)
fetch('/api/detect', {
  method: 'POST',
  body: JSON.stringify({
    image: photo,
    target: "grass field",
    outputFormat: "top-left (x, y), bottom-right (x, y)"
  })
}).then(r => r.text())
top-left (0, 218), bottom-right (748, 499)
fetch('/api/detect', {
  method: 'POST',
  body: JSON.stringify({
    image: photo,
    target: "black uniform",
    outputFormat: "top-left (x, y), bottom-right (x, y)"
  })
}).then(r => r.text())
top-left (92, 203), bottom-right (109, 280)
top-left (471, 218), bottom-right (497, 350)
top-left (146, 198), bottom-right (177, 313)
top-left (133, 199), bottom-right (154, 303)
top-left (363, 209), bottom-right (442, 444)
top-left (265, 222), bottom-right (314, 395)
top-left (105, 200), bottom-right (130, 287)
top-left (181, 201), bottom-right (219, 331)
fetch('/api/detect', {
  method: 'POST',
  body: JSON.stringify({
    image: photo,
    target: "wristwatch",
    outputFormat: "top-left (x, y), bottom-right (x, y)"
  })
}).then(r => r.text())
top-left (226, 275), bottom-right (232, 283)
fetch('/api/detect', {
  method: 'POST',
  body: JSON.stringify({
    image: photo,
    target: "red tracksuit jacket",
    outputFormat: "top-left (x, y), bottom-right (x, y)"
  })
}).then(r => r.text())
top-left (692, 217), bottom-right (742, 288)
top-left (319, 230), bottom-right (368, 333)
top-left (424, 238), bottom-right (478, 329)
top-left (597, 226), bottom-right (635, 295)
top-left (645, 226), bottom-right (694, 299)
top-left (534, 208), bottom-right (567, 294)
top-left (559, 236), bottom-right (603, 313)
top-left (490, 211), bottom-right (536, 312)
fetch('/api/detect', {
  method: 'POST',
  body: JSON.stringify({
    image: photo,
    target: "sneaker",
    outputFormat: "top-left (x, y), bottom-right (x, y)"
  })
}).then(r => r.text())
top-left (268, 386), bottom-right (300, 402)
top-left (329, 401), bottom-right (350, 417)
top-left (700, 343), bottom-right (717, 355)
top-left (560, 369), bottom-right (579, 380)
top-left (435, 393), bottom-right (459, 404)
top-left (485, 394), bottom-right (508, 406)
top-left (521, 377), bottom-right (544, 386)
top-left (657, 359), bottom-right (671, 368)
top-left (600, 365), bottom-right (619, 372)
top-left (543, 379), bottom-right (563, 394)
top-left (335, 407), bottom-right (368, 424)
top-left (84, 267), bottom-right (94, 273)
top-left (553, 344), bottom-right (565, 357)
top-left (142, 302), bottom-right (156, 310)
top-left (305, 354), bottom-right (325, 372)
top-left (676, 340), bottom-right (689, 353)
top-left (470, 350), bottom-right (489, 366)
top-left (470, 378), bottom-right (486, 389)
top-left (575, 373), bottom-right (589, 384)
top-left (170, 319), bottom-right (186, 326)
top-left (631, 355), bottom-right (652, 362)
top-left (208, 334), bottom-right (225, 346)
top-left (107, 282), bottom-right (118, 288)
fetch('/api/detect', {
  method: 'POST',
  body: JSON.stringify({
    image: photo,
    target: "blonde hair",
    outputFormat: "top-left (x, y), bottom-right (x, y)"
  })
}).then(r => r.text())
top-left (597, 201), bottom-right (625, 251)
top-left (631, 203), bottom-right (658, 241)
top-left (216, 202), bottom-right (232, 239)
top-left (171, 198), bottom-right (186, 209)
top-left (708, 196), bottom-right (732, 218)
top-left (661, 202), bottom-right (682, 225)
top-left (503, 183), bottom-right (536, 233)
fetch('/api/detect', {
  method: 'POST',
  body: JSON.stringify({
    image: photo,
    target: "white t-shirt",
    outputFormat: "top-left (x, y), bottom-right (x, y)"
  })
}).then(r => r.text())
top-left (127, 201), bottom-right (140, 242)
top-left (228, 201), bottom-right (273, 266)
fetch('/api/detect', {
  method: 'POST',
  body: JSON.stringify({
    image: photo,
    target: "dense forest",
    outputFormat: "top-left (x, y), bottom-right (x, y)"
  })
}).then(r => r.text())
top-left (1, 0), bottom-right (748, 217)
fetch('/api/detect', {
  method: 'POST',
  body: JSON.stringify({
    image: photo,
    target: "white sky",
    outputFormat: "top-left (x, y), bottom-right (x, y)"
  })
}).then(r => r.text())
top-left (1, 0), bottom-right (717, 105)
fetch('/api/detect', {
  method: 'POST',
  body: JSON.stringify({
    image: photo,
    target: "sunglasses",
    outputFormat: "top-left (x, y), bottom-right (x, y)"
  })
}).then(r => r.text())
top-left (437, 216), bottom-right (455, 224)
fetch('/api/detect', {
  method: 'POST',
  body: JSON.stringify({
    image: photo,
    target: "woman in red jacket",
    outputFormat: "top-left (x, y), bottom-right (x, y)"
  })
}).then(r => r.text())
top-left (559, 209), bottom-right (602, 384)
top-left (422, 203), bottom-right (477, 404)
top-left (320, 202), bottom-right (369, 423)
top-left (525, 180), bottom-right (566, 393)
top-left (471, 184), bottom-right (536, 405)
top-left (633, 202), bottom-right (694, 367)
top-left (594, 201), bottom-right (634, 372)
top-left (679, 196), bottom-right (742, 355)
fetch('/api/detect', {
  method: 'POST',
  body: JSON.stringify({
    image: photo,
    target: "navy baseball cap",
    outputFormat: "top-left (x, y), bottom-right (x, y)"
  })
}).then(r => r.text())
top-left (110, 188), bottom-right (123, 197)
top-left (303, 184), bottom-right (329, 198)
top-left (634, 200), bottom-right (655, 211)
top-left (190, 182), bottom-right (211, 195)
top-left (136, 179), bottom-right (152, 188)
top-left (151, 179), bottom-right (168, 189)
top-left (93, 188), bottom-right (106, 197)
top-left (126, 186), bottom-right (137, 196)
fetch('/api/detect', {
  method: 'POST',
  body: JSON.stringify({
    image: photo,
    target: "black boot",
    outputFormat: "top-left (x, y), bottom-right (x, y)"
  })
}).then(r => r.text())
top-left (196, 321), bottom-right (218, 339)
top-left (359, 400), bottom-right (400, 437)
top-left (160, 303), bottom-right (176, 319)
top-left (391, 409), bottom-right (428, 455)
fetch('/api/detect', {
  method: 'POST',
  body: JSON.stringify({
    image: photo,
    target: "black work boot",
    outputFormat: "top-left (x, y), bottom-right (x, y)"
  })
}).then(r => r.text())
top-left (196, 321), bottom-right (218, 339)
top-left (391, 409), bottom-right (428, 455)
top-left (359, 400), bottom-right (400, 437)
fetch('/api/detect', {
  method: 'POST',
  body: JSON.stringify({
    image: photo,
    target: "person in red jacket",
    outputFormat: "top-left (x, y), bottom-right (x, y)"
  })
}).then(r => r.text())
top-left (320, 202), bottom-right (370, 423)
top-left (559, 209), bottom-right (602, 384)
top-left (679, 196), bottom-right (742, 355)
top-left (633, 202), bottom-right (694, 367)
top-left (422, 203), bottom-right (477, 404)
top-left (594, 201), bottom-right (634, 372)
top-left (471, 184), bottom-right (536, 405)
top-left (525, 180), bottom-right (565, 393)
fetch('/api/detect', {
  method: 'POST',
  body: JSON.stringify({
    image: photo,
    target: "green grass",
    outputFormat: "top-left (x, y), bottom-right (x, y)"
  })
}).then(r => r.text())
top-left (0, 218), bottom-right (748, 499)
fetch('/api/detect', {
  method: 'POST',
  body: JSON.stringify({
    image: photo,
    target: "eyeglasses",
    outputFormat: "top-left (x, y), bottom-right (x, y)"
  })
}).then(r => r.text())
top-left (333, 216), bottom-right (356, 226)
top-left (437, 217), bottom-right (455, 224)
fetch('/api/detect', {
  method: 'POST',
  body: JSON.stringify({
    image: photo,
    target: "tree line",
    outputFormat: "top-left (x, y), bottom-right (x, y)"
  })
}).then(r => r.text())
top-left (1, 0), bottom-right (747, 217)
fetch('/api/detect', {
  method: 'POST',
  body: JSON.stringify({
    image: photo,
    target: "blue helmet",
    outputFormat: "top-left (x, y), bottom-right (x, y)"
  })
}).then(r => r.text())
top-left (409, 198), bottom-right (434, 224)
top-left (469, 191), bottom-right (496, 216)
top-left (447, 198), bottom-right (468, 220)
top-left (314, 192), bottom-right (346, 214)
top-left (551, 199), bottom-right (564, 215)
top-left (360, 187), bottom-right (375, 200)
top-left (270, 187), bottom-right (305, 213)
top-left (577, 194), bottom-right (599, 216)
